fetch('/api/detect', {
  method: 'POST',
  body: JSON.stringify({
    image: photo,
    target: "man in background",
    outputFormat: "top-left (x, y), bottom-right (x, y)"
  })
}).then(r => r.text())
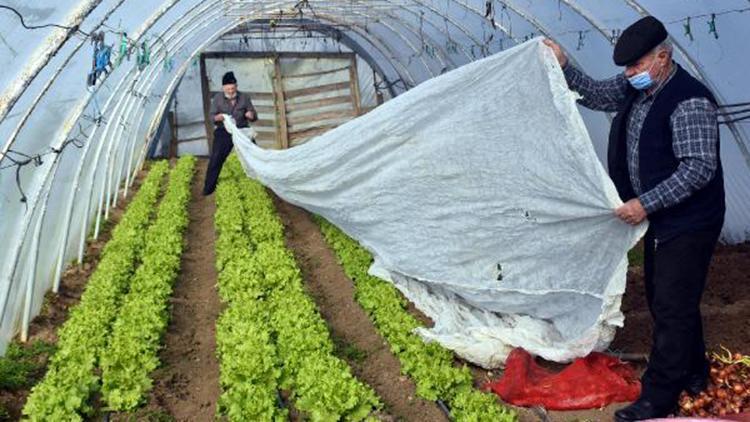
top-left (544, 16), bottom-right (724, 421)
top-left (203, 71), bottom-right (257, 195)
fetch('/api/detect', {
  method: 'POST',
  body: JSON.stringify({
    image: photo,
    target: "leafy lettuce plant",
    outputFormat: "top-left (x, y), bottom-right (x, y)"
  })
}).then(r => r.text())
top-left (315, 218), bottom-right (517, 421)
top-left (100, 156), bottom-right (196, 410)
top-left (214, 157), bottom-right (381, 421)
top-left (24, 161), bottom-right (170, 421)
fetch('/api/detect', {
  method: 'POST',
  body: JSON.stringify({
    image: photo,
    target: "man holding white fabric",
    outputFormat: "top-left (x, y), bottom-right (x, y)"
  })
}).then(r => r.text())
top-left (202, 71), bottom-right (258, 195)
top-left (544, 16), bottom-right (724, 421)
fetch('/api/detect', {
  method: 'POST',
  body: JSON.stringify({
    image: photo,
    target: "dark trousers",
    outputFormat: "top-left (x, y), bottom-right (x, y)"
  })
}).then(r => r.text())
top-left (203, 127), bottom-right (234, 195)
top-left (640, 226), bottom-right (721, 407)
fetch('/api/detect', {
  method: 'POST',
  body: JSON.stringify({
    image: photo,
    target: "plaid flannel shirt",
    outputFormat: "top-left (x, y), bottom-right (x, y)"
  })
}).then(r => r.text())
top-left (562, 63), bottom-right (719, 215)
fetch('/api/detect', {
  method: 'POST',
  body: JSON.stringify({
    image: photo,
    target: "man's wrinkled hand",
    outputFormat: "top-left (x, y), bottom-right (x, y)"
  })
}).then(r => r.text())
top-left (543, 38), bottom-right (568, 67)
top-left (615, 198), bottom-right (647, 226)
top-left (214, 114), bottom-right (224, 122)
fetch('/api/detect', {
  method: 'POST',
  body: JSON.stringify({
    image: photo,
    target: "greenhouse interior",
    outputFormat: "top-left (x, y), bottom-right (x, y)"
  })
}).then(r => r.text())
top-left (0, 0), bottom-right (749, 421)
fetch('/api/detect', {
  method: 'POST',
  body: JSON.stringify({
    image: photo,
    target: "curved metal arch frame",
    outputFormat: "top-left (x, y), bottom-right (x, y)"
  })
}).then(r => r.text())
top-left (0, 0), bottom-right (105, 124)
top-left (1, 0), bottom-right (564, 326)
top-left (74, 0), bottom-right (432, 276)
top-left (0, 0), bottom-right (131, 158)
top-left (86, 5), bottom-right (428, 268)
top-left (0, 0), bottom-right (589, 329)
top-left (0, 0), bottom-right (219, 327)
top-left (230, 18), bottom-right (402, 98)
top-left (226, 1), bottom-right (438, 83)
top-left (381, 6), bottom-right (473, 63)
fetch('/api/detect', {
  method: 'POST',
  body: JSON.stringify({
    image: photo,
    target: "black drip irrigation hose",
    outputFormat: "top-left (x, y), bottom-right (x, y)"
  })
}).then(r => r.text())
top-left (436, 398), bottom-right (451, 418)
top-left (276, 390), bottom-right (287, 411)
top-left (532, 405), bottom-right (551, 422)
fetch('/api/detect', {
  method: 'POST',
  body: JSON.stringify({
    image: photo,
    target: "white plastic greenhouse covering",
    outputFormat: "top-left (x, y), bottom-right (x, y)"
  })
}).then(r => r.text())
top-left (0, 0), bottom-right (749, 357)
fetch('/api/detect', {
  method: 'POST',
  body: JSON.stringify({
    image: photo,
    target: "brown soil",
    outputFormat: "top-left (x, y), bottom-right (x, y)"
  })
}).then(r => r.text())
top-left (127, 159), bottom-right (221, 421)
top-left (614, 242), bottom-right (750, 355)
top-left (0, 168), bottom-right (149, 421)
top-left (272, 197), bottom-right (448, 422)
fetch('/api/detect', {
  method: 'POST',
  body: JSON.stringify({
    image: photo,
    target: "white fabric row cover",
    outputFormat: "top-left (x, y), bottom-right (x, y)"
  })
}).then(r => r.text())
top-left (226, 38), bottom-right (647, 368)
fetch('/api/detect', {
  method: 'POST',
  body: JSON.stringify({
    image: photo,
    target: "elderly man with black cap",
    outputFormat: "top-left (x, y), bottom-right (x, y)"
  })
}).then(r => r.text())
top-left (203, 71), bottom-right (258, 196)
top-left (544, 16), bottom-right (724, 421)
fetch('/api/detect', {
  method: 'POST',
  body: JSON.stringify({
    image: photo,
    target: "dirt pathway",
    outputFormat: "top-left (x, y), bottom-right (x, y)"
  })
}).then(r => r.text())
top-left (272, 197), bottom-right (448, 422)
top-left (141, 159), bottom-right (221, 421)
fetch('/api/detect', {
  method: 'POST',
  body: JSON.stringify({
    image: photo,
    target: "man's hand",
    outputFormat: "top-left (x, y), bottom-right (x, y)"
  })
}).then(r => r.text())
top-left (615, 198), bottom-right (647, 226)
top-left (244, 110), bottom-right (256, 121)
top-left (214, 114), bottom-right (224, 122)
top-left (543, 38), bottom-right (568, 68)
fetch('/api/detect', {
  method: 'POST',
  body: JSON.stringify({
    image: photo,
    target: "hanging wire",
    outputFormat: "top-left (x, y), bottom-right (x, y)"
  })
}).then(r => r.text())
top-left (0, 4), bottom-right (90, 37)
top-left (0, 117), bottom-right (96, 205)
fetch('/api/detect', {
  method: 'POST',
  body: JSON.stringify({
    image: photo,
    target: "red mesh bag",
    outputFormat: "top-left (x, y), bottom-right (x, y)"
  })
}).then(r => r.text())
top-left (486, 348), bottom-right (641, 410)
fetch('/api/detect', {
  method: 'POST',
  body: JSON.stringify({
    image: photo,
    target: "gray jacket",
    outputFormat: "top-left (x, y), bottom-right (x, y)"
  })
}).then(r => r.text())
top-left (209, 92), bottom-right (257, 128)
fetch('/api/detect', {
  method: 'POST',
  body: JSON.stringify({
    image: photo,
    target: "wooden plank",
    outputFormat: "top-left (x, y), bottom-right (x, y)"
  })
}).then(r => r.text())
top-left (285, 95), bottom-right (352, 113)
top-left (209, 91), bottom-right (274, 101)
top-left (283, 65), bottom-right (350, 80)
top-left (287, 109), bottom-right (356, 127)
top-left (284, 81), bottom-right (350, 99)
top-left (272, 57), bottom-right (289, 149)
top-left (349, 56), bottom-right (362, 115)
top-left (199, 54), bottom-right (214, 153)
top-left (253, 118), bottom-right (275, 127)
top-left (255, 131), bottom-right (276, 141)
top-left (289, 124), bottom-right (340, 141)
top-left (254, 105), bottom-right (275, 114)
top-left (246, 92), bottom-right (274, 101)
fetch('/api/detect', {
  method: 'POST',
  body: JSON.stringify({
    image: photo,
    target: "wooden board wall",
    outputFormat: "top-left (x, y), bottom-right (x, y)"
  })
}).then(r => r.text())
top-left (201, 52), bottom-right (368, 150)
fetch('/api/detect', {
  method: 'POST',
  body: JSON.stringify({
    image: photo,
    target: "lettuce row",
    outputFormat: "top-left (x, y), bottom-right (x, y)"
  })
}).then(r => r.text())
top-left (315, 219), bottom-right (517, 421)
top-left (100, 156), bottom-right (196, 410)
top-left (214, 157), bottom-right (380, 421)
top-left (214, 161), bottom-right (287, 421)
top-left (24, 161), bottom-right (170, 421)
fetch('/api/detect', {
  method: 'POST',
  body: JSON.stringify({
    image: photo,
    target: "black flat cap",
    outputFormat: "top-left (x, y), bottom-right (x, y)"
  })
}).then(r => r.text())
top-left (613, 16), bottom-right (668, 66)
top-left (222, 71), bottom-right (237, 85)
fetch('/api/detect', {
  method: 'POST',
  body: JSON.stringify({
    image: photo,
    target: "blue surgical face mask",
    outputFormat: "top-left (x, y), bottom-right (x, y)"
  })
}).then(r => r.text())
top-left (627, 60), bottom-right (657, 90)
top-left (628, 71), bottom-right (653, 90)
